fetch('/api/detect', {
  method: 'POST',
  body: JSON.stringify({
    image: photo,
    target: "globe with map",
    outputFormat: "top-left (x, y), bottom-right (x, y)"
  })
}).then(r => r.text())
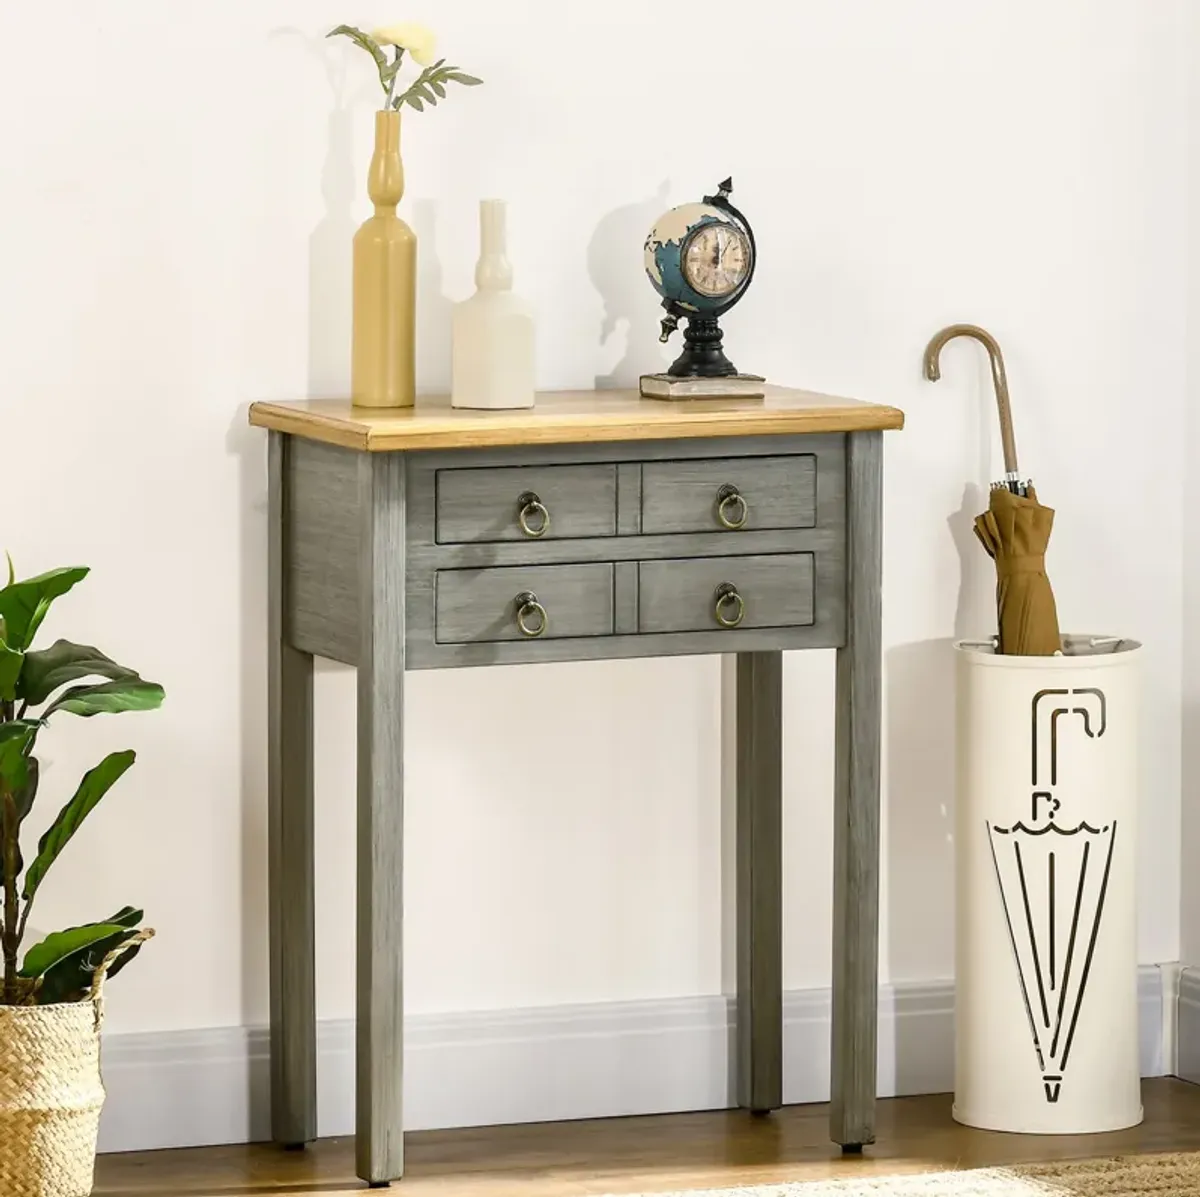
top-left (643, 198), bottom-right (753, 316)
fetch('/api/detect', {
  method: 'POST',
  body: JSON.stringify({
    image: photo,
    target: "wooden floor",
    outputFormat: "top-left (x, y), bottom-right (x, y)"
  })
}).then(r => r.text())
top-left (94, 1078), bottom-right (1200, 1197)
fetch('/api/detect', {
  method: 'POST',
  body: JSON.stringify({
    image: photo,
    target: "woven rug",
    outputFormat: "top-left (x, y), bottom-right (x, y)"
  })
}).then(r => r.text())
top-left (603, 1152), bottom-right (1200, 1195)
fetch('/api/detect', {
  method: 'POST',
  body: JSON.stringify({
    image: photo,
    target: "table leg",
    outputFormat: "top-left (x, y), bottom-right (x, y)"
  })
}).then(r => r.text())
top-left (268, 432), bottom-right (318, 1149)
top-left (735, 650), bottom-right (784, 1114)
top-left (356, 453), bottom-right (407, 1186)
top-left (831, 430), bottom-right (883, 1151)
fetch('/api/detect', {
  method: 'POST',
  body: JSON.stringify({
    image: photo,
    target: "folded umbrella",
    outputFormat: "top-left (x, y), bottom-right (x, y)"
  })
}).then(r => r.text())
top-left (924, 324), bottom-right (1062, 656)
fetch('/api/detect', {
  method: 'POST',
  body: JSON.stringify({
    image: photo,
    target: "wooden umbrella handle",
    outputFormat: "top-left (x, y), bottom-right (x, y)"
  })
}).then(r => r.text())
top-left (923, 323), bottom-right (1020, 479)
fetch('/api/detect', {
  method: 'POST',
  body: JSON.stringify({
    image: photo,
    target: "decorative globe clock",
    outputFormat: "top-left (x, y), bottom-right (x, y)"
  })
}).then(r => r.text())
top-left (641, 178), bottom-right (764, 400)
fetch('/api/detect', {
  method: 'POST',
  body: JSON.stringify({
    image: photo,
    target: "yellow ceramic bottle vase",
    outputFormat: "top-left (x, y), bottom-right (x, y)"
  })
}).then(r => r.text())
top-left (352, 110), bottom-right (416, 408)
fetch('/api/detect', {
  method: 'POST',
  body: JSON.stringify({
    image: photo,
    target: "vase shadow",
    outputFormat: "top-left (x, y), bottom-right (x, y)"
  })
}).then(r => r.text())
top-left (308, 108), bottom-right (356, 398)
top-left (587, 182), bottom-right (673, 390)
top-left (412, 199), bottom-right (453, 395)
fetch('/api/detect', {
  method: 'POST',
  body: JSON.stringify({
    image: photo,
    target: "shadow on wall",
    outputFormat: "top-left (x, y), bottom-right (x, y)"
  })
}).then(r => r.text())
top-left (886, 482), bottom-right (992, 1094)
top-left (588, 182), bottom-right (672, 390)
top-left (307, 107), bottom-right (355, 395)
top-left (226, 407), bottom-right (271, 1131)
top-left (223, 38), bottom-right (363, 1123)
top-left (413, 199), bottom-right (453, 394)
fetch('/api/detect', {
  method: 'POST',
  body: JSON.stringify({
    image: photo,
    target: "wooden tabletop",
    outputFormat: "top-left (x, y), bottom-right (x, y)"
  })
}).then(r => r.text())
top-left (248, 387), bottom-right (904, 452)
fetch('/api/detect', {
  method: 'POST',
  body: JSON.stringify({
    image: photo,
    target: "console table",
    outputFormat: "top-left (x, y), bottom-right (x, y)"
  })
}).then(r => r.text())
top-left (249, 387), bottom-right (905, 1186)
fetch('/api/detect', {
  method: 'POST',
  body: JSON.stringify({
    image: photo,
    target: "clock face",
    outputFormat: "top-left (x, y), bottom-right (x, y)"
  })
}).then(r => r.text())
top-left (682, 222), bottom-right (752, 299)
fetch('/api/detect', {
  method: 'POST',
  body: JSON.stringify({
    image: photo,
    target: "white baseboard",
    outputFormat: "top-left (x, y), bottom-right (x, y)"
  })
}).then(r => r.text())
top-left (1176, 965), bottom-right (1200, 1084)
top-left (97, 967), bottom-right (1169, 1155)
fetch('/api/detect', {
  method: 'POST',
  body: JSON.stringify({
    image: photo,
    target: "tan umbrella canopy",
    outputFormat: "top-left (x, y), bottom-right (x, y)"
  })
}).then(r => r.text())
top-left (924, 324), bottom-right (1062, 656)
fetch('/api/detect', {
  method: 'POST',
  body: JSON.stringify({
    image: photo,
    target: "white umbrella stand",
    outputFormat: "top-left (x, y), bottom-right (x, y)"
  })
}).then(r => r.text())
top-left (954, 636), bottom-right (1143, 1134)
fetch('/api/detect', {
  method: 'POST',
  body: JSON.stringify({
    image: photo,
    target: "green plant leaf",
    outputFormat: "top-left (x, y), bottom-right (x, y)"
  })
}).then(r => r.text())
top-left (0, 641), bottom-right (22, 702)
top-left (382, 51), bottom-right (405, 85)
top-left (0, 725), bottom-right (37, 886)
top-left (35, 907), bottom-right (144, 1004)
top-left (15, 755), bottom-right (38, 823)
top-left (430, 79), bottom-right (446, 98)
top-left (22, 750), bottom-right (136, 901)
top-left (0, 721), bottom-right (36, 795)
top-left (445, 71), bottom-right (483, 86)
top-left (327, 24), bottom-right (391, 94)
top-left (405, 92), bottom-right (425, 112)
top-left (0, 567), bottom-right (89, 652)
top-left (5, 553), bottom-right (13, 587)
top-left (44, 678), bottom-right (164, 719)
top-left (18, 640), bottom-right (138, 707)
top-left (1, 758), bottom-right (39, 888)
top-left (19, 920), bottom-right (130, 982)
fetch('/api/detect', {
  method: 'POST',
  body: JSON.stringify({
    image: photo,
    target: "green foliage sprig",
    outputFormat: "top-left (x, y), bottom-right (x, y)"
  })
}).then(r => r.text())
top-left (0, 563), bottom-right (163, 1006)
top-left (327, 24), bottom-right (482, 114)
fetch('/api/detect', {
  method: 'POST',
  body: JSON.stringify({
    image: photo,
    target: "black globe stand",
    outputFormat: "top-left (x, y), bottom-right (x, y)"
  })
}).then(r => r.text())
top-left (668, 315), bottom-right (738, 378)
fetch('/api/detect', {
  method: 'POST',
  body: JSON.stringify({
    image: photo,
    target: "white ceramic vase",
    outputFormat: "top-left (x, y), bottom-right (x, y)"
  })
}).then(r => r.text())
top-left (451, 200), bottom-right (536, 410)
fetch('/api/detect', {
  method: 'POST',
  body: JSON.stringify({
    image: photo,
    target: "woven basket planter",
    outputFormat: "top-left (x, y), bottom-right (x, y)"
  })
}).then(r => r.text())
top-left (0, 1001), bottom-right (106, 1197)
top-left (0, 930), bottom-right (151, 1197)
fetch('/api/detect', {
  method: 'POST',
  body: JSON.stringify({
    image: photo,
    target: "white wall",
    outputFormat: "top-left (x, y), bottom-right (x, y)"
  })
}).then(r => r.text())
top-left (0, 0), bottom-right (1187, 1043)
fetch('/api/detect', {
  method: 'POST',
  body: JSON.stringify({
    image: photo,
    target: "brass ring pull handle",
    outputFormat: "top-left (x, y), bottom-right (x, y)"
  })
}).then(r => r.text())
top-left (517, 492), bottom-right (551, 538)
top-left (716, 484), bottom-right (749, 530)
top-left (714, 582), bottom-right (746, 629)
top-left (515, 591), bottom-right (548, 638)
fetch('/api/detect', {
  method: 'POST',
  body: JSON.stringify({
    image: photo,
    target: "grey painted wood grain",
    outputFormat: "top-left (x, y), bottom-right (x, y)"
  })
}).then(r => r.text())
top-left (405, 623), bottom-right (841, 670)
top-left (614, 561), bottom-right (639, 635)
top-left (641, 455), bottom-right (817, 535)
top-left (736, 651), bottom-right (784, 1113)
top-left (435, 463), bottom-right (617, 544)
top-left (284, 434), bottom-right (848, 670)
top-left (830, 430), bottom-right (884, 1150)
top-left (288, 439), bottom-right (361, 665)
top-left (407, 432), bottom-right (847, 471)
top-left (267, 433), bottom-right (318, 1148)
top-left (356, 451), bottom-right (407, 1185)
top-left (617, 462), bottom-right (642, 535)
top-left (435, 563), bottom-right (614, 644)
top-left (411, 526), bottom-right (842, 571)
top-left (638, 554), bottom-right (815, 635)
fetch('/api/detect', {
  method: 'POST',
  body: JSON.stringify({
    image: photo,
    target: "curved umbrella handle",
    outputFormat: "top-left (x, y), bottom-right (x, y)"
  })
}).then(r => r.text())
top-left (924, 323), bottom-right (1020, 481)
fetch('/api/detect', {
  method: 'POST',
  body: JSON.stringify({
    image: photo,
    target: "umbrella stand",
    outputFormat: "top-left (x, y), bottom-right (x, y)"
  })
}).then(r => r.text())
top-left (923, 327), bottom-right (1142, 1136)
top-left (924, 323), bottom-right (1024, 495)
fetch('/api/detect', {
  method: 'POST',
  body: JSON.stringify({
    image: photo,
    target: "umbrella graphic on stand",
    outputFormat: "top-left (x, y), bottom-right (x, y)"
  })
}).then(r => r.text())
top-left (924, 324), bottom-right (1062, 656)
top-left (987, 688), bottom-right (1115, 1104)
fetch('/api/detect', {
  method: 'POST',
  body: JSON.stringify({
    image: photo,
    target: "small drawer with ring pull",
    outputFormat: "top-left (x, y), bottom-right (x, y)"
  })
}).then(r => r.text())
top-left (434, 464), bottom-right (618, 544)
top-left (640, 455), bottom-right (818, 535)
top-left (435, 563), bottom-right (615, 644)
top-left (637, 554), bottom-right (815, 635)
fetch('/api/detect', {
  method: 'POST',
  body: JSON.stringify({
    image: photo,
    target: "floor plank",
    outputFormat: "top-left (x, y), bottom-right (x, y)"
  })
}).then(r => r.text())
top-left (94, 1079), bottom-right (1200, 1197)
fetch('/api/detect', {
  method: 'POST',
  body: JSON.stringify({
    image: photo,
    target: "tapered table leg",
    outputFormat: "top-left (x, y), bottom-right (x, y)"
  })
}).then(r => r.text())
top-left (735, 650), bottom-right (784, 1114)
top-left (356, 452), bottom-right (407, 1186)
top-left (268, 431), bottom-right (317, 1148)
top-left (831, 430), bottom-right (884, 1151)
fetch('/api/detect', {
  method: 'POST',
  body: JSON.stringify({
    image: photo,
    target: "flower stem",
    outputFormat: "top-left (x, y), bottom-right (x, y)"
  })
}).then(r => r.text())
top-left (386, 47), bottom-right (404, 108)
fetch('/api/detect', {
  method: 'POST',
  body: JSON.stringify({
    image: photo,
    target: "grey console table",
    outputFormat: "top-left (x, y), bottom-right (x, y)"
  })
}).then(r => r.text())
top-left (249, 387), bottom-right (905, 1186)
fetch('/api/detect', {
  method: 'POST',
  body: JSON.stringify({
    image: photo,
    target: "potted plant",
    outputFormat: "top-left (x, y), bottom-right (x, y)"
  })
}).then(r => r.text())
top-left (0, 563), bottom-right (163, 1197)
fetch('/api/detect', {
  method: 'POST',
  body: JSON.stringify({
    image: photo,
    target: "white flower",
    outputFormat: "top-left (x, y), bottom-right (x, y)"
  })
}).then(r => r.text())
top-left (371, 22), bottom-right (437, 66)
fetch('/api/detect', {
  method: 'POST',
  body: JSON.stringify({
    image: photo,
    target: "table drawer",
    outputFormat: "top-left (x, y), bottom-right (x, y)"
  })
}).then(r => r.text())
top-left (436, 563), bottom-right (614, 644)
top-left (641, 455), bottom-right (817, 535)
top-left (436, 464), bottom-right (617, 544)
top-left (638, 554), bottom-right (814, 634)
